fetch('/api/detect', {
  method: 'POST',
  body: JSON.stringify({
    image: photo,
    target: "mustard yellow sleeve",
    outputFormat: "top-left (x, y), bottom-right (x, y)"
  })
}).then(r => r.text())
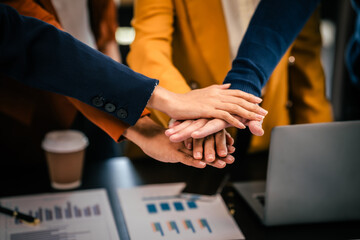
top-left (127, 0), bottom-right (191, 126)
top-left (289, 8), bottom-right (333, 123)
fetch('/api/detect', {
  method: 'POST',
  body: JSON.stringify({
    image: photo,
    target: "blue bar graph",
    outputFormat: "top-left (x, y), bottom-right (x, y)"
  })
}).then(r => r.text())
top-left (93, 204), bottom-right (101, 215)
top-left (65, 202), bottom-right (72, 218)
top-left (184, 220), bottom-right (195, 233)
top-left (74, 206), bottom-right (82, 217)
top-left (45, 209), bottom-right (53, 221)
top-left (146, 204), bottom-right (157, 214)
top-left (199, 218), bottom-right (212, 233)
top-left (55, 206), bottom-right (62, 220)
top-left (14, 202), bottom-right (101, 224)
top-left (168, 221), bottom-right (179, 234)
top-left (152, 222), bottom-right (164, 236)
top-left (84, 206), bottom-right (91, 217)
top-left (160, 202), bottom-right (170, 211)
top-left (37, 208), bottom-right (43, 222)
top-left (173, 202), bottom-right (184, 211)
top-left (187, 201), bottom-right (197, 209)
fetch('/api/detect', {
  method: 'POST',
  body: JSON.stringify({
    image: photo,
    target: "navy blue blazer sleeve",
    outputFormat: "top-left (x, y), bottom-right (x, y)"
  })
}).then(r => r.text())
top-left (223, 0), bottom-right (321, 97)
top-left (0, 4), bottom-right (158, 126)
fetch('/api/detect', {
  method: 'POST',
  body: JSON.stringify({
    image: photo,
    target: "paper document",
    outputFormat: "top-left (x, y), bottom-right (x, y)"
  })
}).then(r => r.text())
top-left (117, 183), bottom-right (244, 240)
top-left (0, 189), bottom-right (120, 240)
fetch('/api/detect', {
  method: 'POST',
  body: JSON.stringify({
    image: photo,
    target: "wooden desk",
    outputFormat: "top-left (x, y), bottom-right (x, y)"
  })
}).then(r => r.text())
top-left (1, 156), bottom-right (359, 240)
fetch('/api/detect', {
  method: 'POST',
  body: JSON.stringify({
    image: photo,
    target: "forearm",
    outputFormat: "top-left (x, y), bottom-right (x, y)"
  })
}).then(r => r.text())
top-left (223, 0), bottom-right (321, 97)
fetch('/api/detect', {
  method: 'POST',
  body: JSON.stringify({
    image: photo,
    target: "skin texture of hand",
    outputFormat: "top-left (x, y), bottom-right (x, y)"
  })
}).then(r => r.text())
top-left (122, 116), bottom-right (230, 168)
top-left (183, 129), bottom-right (235, 169)
top-left (147, 84), bottom-right (267, 128)
top-left (166, 118), bottom-right (264, 143)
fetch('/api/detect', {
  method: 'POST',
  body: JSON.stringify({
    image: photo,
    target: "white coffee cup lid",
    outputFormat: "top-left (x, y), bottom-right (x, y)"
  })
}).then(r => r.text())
top-left (41, 130), bottom-right (89, 153)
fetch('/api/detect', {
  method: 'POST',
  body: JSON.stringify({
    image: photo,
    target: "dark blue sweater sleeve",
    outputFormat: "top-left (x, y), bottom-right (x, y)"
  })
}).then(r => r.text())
top-left (0, 4), bottom-right (158, 125)
top-left (223, 0), bottom-right (321, 97)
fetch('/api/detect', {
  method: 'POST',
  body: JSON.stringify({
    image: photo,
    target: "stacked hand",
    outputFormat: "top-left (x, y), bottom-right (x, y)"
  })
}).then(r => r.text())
top-left (147, 84), bottom-right (267, 129)
top-left (137, 83), bottom-right (267, 168)
top-left (123, 116), bottom-right (236, 169)
top-left (165, 117), bottom-right (264, 143)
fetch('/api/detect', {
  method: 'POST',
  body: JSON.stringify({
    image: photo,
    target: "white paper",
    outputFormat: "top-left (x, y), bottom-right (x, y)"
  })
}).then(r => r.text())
top-left (0, 189), bottom-right (120, 240)
top-left (117, 183), bottom-right (244, 240)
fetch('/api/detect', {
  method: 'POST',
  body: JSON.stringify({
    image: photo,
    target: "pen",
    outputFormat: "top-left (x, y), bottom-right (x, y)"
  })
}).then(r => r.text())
top-left (0, 205), bottom-right (40, 225)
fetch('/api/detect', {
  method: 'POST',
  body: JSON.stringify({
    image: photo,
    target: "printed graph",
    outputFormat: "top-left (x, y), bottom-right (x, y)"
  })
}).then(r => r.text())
top-left (0, 189), bottom-right (120, 240)
top-left (151, 218), bottom-right (211, 236)
top-left (145, 200), bottom-right (197, 214)
top-left (118, 183), bottom-right (244, 240)
top-left (14, 202), bottom-right (101, 224)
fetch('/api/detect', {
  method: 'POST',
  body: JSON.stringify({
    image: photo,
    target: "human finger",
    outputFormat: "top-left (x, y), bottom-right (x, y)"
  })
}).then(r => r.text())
top-left (193, 138), bottom-right (204, 160)
top-left (168, 119), bottom-right (182, 128)
top-left (184, 138), bottom-right (192, 150)
top-left (205, 159), bottom-right (227, 168)
top-left (247, 120), bottom-right (264, 136)
top-left (216, 102), bottom-right (265, 122)
top-left (220, 88), bottom-right (263, 104)
top-left (213, 111), bottom-right (246, 129)
top-left (223, 154), bottom-right (235, 164)
top-left (204, 135), bottom-right (216, 162)
top-left (191, 119), bottom-right (229, 139)
top-left (168, 119), bottom-right (208, 142)
top-left (215, 130), bottom-right (227, 158)
top-left (165, 120), bottom-right (193, 137)
top-left (222, 96), bottom-right (268, 117)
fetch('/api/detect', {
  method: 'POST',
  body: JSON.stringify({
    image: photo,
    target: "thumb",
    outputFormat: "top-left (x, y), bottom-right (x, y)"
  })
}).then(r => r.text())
top-left (248, 120), bottom-right (264, 136)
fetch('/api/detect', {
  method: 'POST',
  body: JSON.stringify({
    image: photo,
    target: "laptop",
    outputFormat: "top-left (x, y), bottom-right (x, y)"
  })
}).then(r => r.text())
top-left (233, 120), bottom-right (360, 226)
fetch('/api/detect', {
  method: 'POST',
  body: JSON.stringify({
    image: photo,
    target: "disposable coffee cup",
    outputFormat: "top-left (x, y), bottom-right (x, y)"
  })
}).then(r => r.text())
top-left (42, 130), bottom-right (89, 190)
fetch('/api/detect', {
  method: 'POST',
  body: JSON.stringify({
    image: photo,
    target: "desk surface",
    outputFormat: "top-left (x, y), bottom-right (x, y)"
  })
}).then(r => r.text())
top-left (1, 156), bottom-right (359, 240)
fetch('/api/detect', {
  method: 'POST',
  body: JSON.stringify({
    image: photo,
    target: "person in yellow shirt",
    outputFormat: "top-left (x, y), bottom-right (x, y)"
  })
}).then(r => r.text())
top-left (127, 0), bottom-right (333, 159)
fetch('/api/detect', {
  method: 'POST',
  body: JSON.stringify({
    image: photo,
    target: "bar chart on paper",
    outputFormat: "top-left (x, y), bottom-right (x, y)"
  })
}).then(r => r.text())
top-left (0, 189), bottom-right (119, 240)
top-left (118, 183), bottom-right (244, 240)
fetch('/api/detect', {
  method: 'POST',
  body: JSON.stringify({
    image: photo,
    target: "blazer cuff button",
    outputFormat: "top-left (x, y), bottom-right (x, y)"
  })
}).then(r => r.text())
top-left (105, 103), bottom-right (116, 113)
top-left (116, 108), bottom-right (128, 119)
top-left (92, 96), bottom-right (104, 107)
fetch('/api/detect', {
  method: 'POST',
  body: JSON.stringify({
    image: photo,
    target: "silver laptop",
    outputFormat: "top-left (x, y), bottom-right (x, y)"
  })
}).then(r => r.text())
top-left (233, 120), bottom-right (360, 226)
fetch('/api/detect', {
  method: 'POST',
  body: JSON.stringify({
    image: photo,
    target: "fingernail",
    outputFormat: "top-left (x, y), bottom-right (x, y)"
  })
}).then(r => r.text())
top-left (195, 152), bottom-right (202, 159)
top-left (237, 122), bottom-right (246, 129)
top-left (259, 108), bottom-right (268, 115)
top-left (228, 145), bottom-right (235, 152)
top-left (256, 97), bottom-right (263, 102)
top-left (166, 129), bottom-right (174, 134)
top-left (199, 161), bottom-right (206, 167)
top-left (256, 114), bottom-right (265, 121)
top-left (187, 143), bottom-right (192, 149)
top-left (192, 131), bottom-right (199, 136)
top-left (219, 150), bottom-right (227, 157)
top-left (219, 161), bottom-right (226, 167)
top-left (228, 155), bottom-right (235, 162)
top-left (207, 154), bottom-right (215, 161)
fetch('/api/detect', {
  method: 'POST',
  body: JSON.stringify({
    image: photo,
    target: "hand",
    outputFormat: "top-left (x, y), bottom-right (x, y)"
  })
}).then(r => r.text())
top-left (183, 129), bottom-right (236, 168)
top-left (147, 84), bottom-right (267, 128)
top-left (123, 116), bottom-right (207, 168)
top-left (166, 118), bottom-right (264, 142)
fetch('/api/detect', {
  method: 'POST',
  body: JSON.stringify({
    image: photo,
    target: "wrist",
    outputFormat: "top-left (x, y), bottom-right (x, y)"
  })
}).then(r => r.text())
top-left (147, 86), bottom-right (176, 117)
